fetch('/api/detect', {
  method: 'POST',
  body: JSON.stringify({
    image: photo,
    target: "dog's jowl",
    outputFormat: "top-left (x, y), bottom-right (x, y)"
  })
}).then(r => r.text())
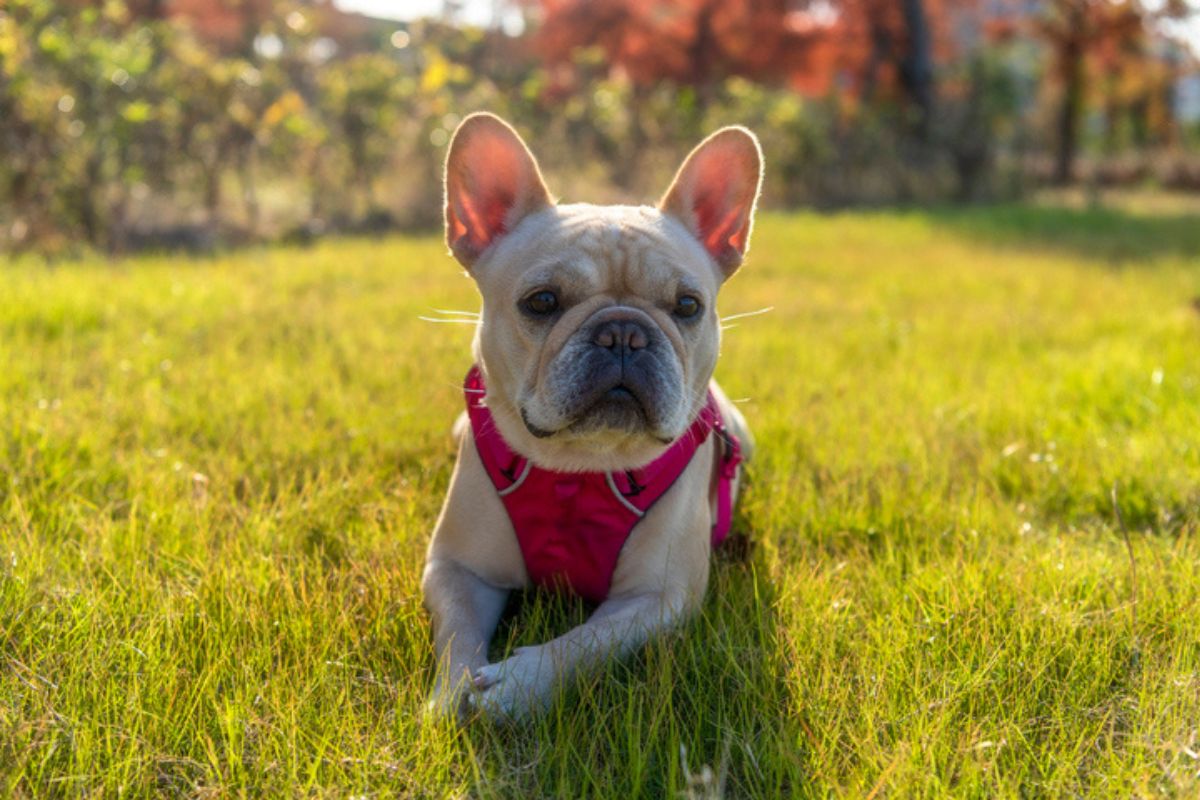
top-left (423, 113), bottom-right (761, 721)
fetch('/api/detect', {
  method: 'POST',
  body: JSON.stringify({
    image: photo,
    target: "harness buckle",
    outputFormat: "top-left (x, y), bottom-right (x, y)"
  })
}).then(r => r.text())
top-left (715, 425), bottom-right (741, 478)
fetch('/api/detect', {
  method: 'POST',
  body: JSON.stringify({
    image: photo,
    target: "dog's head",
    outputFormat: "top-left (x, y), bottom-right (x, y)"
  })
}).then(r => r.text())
top-left (444, 113), bottom-right (761, 472)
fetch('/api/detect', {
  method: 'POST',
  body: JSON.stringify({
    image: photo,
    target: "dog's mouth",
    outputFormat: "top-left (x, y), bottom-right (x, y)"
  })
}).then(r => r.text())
top-left (521, 382), bottom-right (672, 443)
top-left (599, 384), bottom-right (640, 408)
top-left (579, 383), bottom-right (651, 429)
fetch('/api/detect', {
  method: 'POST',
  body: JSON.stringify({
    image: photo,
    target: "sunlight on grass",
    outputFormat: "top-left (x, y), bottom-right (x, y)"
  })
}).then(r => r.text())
top-left (2, 208), bottom-right (1198, 796)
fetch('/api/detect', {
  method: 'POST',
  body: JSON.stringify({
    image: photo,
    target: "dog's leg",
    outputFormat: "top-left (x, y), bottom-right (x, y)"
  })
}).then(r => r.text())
top-left (423, 558), bottom-right (509, 721)
top-left (468, 448), bottom-right (714, 721)
top-left (469, 587), bottom-right (694, 720)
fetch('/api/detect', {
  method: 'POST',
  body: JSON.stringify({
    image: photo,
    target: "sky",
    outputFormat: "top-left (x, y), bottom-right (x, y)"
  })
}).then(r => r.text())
top-left (334, 0), bottom-right (1200, 57)
top-left (337, 0), bottom-right (525, 34)
top-left (338, 0), bottom-right (486, 24)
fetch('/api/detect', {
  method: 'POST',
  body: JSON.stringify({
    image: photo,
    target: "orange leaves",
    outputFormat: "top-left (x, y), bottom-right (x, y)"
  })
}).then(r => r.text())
top-left (533, 0), bottom-right (837, 90)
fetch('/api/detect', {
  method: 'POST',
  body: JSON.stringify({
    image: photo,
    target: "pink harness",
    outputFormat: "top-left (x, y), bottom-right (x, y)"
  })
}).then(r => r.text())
top-left (465, 365), bottom-right (742, 603)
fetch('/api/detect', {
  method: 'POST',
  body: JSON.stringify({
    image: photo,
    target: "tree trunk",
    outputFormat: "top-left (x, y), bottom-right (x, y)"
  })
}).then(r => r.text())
top-left (899, 0), bottom-right (936, 142)
top-left (687, 2), bottom-right (716, 120)
top-left (861, 20), bottom-right (892, 103)
top-left (80, 151), bottom-right (105, 248)
top-left (952, 57), bottom-right (992, 202)
top-left (203, 158), bottom-right (222, 232)
top-left (1102, 84), bottom-right (1118, 155)
top-left (1053, 39), bottom-right (1084, 185)
top-left (614, 85), bottom-right (648, 192)
top-left (238, 143), bottom-right (260, 236)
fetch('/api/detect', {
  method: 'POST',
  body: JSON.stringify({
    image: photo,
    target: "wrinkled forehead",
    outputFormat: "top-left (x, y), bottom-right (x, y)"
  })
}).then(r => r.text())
top-left (477, 203), bottom-right (720, 294)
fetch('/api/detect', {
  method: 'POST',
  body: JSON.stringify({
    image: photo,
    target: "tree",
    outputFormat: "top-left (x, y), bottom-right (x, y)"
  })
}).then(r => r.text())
top-left (900, 0), bottom-right (935, 139)
top-left (532, 0), bottom-right (832, 98)
top-left (315, 53), bottom-right (406, 219)
top-left (1036, 0), bottom-right (1143, 184)
top-left (1, 0), bottom-right (171, 250)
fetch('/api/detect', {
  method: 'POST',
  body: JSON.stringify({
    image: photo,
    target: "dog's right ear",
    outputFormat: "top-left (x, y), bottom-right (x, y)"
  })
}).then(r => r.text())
top-left (444, 113), bottom-right (552, 269)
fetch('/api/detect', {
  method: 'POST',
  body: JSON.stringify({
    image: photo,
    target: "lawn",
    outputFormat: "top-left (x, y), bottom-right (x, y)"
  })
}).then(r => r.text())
top-left (2, 206), bottom-right (1199, 797)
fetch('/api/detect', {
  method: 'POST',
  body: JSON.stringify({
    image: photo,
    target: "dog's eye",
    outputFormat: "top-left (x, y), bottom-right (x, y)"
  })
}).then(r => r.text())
top-left (522, 290), bottom-right (559, 317)
top-left (673, 295), bottom-right (702, 319)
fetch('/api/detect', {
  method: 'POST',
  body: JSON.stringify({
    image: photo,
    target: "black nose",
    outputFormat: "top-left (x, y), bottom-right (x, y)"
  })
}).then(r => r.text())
top-left (592, 319), bottom-right (649, 354)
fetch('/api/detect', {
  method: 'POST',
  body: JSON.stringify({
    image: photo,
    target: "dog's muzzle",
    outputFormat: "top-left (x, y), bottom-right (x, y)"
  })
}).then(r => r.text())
top-left (553, 308), bottom-right (680, 436)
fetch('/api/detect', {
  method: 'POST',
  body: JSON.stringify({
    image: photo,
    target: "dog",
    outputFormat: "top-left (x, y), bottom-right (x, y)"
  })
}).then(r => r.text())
top-left (423, 112), bottom-right (761, 721)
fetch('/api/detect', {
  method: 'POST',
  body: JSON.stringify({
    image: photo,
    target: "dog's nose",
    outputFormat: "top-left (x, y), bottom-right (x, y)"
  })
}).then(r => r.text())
top-left (592, 319), bottom-right (649, 353)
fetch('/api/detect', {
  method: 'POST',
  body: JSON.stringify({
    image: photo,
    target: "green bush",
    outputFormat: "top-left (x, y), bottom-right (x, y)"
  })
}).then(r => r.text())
top-left (0, 1), bottom-right (1033, 254)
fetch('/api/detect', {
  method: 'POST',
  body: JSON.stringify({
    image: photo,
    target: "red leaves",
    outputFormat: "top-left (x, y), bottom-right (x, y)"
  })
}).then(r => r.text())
top-left (534, 0), bottom-right (836, 90)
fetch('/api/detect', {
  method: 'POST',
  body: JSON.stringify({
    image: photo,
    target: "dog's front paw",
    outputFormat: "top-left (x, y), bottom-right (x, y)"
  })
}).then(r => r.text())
top-left (424, 678), bottom-right (473, 725)
top-left (422, 686), bottom-right (468, 724)
top-left (468, 645), bottom-right (558, 721)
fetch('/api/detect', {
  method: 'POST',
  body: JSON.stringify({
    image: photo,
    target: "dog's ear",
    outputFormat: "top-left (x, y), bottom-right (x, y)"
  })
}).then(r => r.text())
top-left (444, 113), bottom-right (552, 269)
top-left (659, 127), bottom-right (763, 276)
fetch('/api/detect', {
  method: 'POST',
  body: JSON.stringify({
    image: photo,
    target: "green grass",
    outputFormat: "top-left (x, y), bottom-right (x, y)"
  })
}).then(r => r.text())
top-left (2, 206), bottom-right (1199, 797)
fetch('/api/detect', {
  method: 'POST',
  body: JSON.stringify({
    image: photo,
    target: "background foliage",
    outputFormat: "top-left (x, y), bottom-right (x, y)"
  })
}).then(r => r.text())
top-left (1, 0), bottom-right (1198, 254)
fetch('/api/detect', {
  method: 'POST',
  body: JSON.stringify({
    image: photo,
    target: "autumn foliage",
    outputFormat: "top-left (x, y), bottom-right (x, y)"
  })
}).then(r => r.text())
top-left (531, 0), bottom-right (1195, 177)
top-left (533, 0), bottom-right (998, 97)
top-left (532, 0), bottom-right (835, 93)
top-left (1, 0), bottom-right (1197, 252)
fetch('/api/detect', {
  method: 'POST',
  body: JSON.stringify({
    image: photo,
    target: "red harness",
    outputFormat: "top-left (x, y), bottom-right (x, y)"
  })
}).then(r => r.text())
top-left (465, 365), bottom-right (742, 603)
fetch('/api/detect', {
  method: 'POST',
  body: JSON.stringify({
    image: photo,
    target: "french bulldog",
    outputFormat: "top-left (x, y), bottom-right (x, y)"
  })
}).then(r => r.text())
top-left (423, 112), bottom-right (760, 721)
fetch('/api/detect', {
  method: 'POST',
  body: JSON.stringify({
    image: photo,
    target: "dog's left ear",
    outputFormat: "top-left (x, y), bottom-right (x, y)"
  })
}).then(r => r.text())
top-left (659, 127), bottom-right (763, 277)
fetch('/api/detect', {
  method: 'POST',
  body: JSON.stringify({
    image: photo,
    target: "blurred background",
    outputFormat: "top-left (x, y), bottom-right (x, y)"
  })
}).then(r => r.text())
top-left (1, 0), bottom-right (1198, 254)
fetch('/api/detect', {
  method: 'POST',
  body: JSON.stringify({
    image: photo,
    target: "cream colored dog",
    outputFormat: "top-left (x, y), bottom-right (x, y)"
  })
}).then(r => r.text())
top-left (423, 113), bottom-right (761, 721)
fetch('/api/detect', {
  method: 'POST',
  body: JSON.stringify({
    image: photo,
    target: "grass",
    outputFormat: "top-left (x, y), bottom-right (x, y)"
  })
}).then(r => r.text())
top-left (2, 205), bottom-right (1199, 797)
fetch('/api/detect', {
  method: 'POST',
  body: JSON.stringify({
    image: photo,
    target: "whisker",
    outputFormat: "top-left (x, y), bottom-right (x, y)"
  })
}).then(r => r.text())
top-left (720, 306), bottom-right (774, 323)
top-left (418, 316), bottom-right (482, 325)
top-left (431, 308), bottom-right (481, 317)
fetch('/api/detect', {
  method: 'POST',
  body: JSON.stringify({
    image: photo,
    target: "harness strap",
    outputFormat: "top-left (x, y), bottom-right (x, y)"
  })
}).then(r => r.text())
top-left (463, 364), bottom-right (743, 601)
top-left (711, 423), bottom-right (742, 547)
